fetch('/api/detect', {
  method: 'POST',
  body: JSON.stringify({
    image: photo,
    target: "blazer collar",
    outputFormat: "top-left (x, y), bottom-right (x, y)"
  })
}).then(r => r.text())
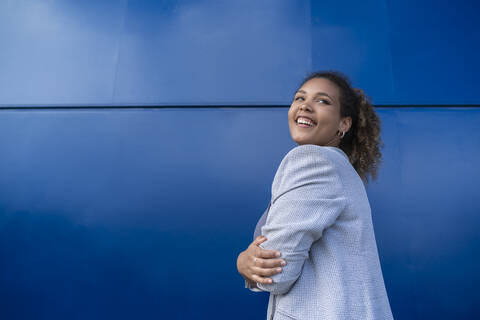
top-left (324, 146), bottom-right (348, 160)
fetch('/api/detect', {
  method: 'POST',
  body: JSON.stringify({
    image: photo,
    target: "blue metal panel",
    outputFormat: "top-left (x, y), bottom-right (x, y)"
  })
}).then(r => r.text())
top-left (310, 0), bottom-right (395, 104)
top-left (0, 0), bottom-right (311, 106)
top-left (0, 0), bottom-right (127, 105)
top-left (0, 108), bottom-right (479, 319)
top-left (367, 107), bottom-right (480, 318)
top-left (0, 0), bottom-right (478, 106)
top-left (0, 108), bottom-right (290, 319)
top-left (113, 0), bottom-right (311, 105)
top-left (386, 0), bottom-right (480, 105)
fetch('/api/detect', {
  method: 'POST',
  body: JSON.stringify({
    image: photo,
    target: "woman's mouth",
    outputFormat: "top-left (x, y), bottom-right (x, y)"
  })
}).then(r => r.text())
top-left (296, 116), bottom-right (316, 128)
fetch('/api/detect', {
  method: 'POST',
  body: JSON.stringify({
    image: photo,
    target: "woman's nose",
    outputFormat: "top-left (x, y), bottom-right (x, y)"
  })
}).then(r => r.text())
top-left (300, 104), bottom-right (311, 111)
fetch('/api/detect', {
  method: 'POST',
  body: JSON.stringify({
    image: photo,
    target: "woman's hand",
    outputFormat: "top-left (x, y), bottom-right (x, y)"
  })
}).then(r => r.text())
top-left (237, 235), bottom-right (287, 285)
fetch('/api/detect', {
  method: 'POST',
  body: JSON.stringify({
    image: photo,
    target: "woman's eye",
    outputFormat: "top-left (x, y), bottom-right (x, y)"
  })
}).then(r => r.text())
top-left (295, 96), bottom-right (304, 101)
top-left (316, 99), bottom-right (330, 105)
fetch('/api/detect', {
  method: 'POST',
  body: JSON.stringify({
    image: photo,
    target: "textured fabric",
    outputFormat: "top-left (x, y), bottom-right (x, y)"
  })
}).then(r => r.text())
top-left (254, 202), bottom-right (270, 239)
top-left (247, 144), bottom-right (393, 320)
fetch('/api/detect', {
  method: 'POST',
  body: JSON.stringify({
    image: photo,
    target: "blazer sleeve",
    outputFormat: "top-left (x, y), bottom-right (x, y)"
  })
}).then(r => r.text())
top-left (245, 279), bottom-right (262, 292)
top-left (256, 145), bottom-right (347, 295)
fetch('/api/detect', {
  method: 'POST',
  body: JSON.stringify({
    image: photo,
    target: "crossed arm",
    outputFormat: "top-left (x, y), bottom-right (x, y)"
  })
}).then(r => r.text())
top-left (239, 145), bottom-right (347, 295)
top-left (237, 235), bottom-right (285, 291)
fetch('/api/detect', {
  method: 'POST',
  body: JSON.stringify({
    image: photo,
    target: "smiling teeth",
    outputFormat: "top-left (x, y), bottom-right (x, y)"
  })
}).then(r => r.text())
top-left (297, 118), bottom-right (314, 126)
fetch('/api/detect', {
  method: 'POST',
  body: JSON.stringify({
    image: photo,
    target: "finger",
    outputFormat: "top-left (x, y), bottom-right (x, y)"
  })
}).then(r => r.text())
top-left (252, 266), bottom-right (283, 277)
top-left (258, 247), bottom-right (281, 259)
top-left (254, 258), bottom-right (286, 268)
top-left (253, 235), bottom-right (267, 246)
top-left (251, 257), bottom-right (285, 269)
top-left (251, 274), bottom-right (273, 285)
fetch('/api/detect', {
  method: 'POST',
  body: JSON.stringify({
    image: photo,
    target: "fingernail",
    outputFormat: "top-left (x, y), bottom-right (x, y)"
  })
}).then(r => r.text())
top-left (275, 252), bottom-right (281, 257)
top-left (268, 279), bottom-right (272, 283)
top-left (281, 261), bottom-right (286, 266)
top-left (276, 268), bottom-right (282, 272)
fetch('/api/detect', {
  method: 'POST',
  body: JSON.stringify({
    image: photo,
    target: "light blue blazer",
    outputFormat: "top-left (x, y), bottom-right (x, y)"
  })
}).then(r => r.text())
top-left (247, 145), bottom-right (393, 320)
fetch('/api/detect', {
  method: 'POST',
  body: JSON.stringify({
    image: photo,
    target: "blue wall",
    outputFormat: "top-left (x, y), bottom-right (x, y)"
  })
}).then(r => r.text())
top-left (1, 108), bottom-right (479, 319)
top-left (0, 0), bottom-right (479, 319)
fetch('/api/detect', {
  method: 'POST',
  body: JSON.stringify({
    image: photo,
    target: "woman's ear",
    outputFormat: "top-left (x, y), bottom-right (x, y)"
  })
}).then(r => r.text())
top-left (339, 116), bottom-right (352, 133)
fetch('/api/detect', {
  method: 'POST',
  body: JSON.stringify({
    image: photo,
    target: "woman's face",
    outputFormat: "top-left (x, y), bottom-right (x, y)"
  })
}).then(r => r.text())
top-left (288, 77), bottom-right (350, 147)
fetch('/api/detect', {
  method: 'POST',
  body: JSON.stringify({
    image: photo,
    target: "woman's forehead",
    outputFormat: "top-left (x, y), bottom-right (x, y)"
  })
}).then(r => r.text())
top-left (301, 78), bottom-right (339, 94)
top-left (299, 78), bottom-right (340, 103)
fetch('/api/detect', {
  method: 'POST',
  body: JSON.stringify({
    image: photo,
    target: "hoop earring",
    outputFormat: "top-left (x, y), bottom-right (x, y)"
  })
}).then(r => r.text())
top-left (337, 130), bottom-right (345, 139)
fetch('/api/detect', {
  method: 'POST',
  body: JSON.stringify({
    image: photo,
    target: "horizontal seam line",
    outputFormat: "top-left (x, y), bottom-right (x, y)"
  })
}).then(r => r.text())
top-left (1, 104), bottom-right (479, 110)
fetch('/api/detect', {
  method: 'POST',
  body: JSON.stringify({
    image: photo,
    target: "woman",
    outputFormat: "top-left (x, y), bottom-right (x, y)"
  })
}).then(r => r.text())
top-left (236, 71), bottom-right (393, 319)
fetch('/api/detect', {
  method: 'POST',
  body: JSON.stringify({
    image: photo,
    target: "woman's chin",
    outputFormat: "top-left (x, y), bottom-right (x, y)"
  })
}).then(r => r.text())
top-left (291, 136), bottom-right (313, 145)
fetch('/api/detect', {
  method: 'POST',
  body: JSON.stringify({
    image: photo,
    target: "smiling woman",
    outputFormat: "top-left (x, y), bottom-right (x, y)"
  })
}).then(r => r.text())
top-left (237, 71), bottom-right (392, 319)
top-left (288, 71), bottom-right (383, 183)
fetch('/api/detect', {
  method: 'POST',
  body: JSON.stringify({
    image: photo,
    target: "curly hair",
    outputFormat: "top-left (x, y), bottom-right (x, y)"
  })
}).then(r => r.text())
top-left (299, 71), bottom-right (384, 184)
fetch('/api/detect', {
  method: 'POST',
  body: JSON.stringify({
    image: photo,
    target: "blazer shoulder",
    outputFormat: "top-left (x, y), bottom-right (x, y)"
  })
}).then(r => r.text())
top-left (280, 144), bottom-right (341, 168)
top-left (271, 145), bottom-right (344, 200)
